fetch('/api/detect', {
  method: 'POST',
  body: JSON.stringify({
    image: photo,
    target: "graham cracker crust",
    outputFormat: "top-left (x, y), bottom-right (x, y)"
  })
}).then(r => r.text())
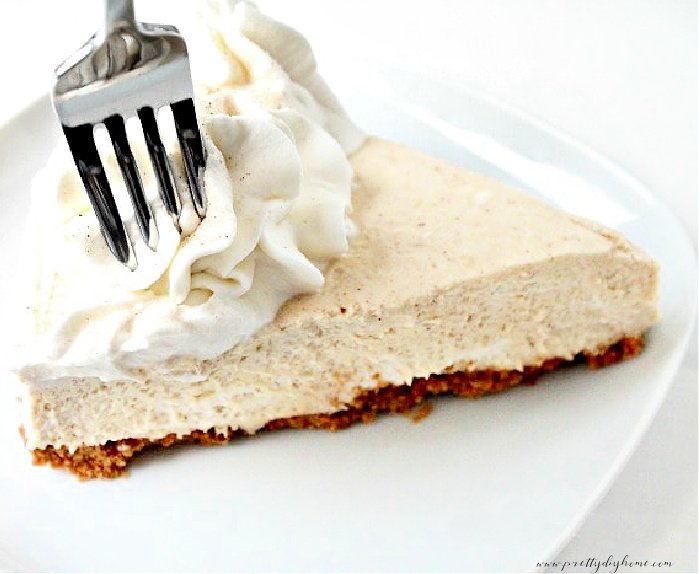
top-left (31, 336), bottom-right (643, 480)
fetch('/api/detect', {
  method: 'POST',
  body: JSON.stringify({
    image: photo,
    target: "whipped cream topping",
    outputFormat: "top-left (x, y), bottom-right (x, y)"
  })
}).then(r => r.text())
top-left (20, 0), bottom-right (365, 382)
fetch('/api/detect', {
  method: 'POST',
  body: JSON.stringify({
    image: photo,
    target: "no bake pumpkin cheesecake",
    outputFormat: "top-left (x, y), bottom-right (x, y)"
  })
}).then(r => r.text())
top-left (15, 2), bottom-right (658, 478)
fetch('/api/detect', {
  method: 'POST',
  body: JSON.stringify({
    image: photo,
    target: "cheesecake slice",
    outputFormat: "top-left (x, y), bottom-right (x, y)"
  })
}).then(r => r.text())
top-left (26, 137), bottom-right (658, 478)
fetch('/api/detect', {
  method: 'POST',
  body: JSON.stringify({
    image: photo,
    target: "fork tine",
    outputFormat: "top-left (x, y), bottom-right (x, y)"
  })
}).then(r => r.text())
top-left (62, 123), bottom-right (134, 268)
top-left (104, 114), bottom-right (158, 250)
top-left (137, 106), bottom-right (181, 222)
top-left (171, 99), bottom-right (207, 218)
top-left (53, 5), bottom-right (208, 268)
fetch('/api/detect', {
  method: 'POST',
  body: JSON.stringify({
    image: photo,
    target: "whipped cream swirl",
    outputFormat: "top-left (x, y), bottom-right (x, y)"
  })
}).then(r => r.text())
top-left (21, 1), bottom-right (365, 382)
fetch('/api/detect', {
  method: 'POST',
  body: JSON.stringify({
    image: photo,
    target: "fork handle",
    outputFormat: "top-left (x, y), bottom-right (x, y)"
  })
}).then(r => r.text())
top-left (103, 0), bottom-right (135, 35)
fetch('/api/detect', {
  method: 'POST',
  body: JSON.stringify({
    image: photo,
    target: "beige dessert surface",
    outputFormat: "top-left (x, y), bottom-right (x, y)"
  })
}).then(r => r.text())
top-left (22, 137), bottom-right (659, 477)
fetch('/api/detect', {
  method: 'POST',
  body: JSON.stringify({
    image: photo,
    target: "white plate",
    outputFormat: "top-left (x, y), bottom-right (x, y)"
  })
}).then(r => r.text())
top-left (0, 71), bottom-right (695, 572)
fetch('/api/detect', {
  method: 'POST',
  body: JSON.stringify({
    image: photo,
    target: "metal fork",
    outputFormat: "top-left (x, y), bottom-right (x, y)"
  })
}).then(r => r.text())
top-left (52, 0), bottom-right (206, 269)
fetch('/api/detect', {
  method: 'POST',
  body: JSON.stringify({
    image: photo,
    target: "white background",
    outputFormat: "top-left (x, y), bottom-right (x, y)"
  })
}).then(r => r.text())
top-left (0, 1), bottom-right (696, 571)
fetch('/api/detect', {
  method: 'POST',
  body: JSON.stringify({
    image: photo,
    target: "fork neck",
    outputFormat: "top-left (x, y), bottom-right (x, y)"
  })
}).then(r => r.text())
top-left (103, 0), bottom-right (136, 35)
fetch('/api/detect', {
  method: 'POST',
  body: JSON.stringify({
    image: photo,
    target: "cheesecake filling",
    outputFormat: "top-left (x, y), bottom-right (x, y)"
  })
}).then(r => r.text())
top-left (19, 138), bottom-right (659, 453)
top-left (19, 1), bottom-right (365, 382)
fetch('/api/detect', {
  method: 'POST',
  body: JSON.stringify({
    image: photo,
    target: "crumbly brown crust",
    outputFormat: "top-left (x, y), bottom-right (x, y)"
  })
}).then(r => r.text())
top-left (31, 336), bottom-right (643, 480)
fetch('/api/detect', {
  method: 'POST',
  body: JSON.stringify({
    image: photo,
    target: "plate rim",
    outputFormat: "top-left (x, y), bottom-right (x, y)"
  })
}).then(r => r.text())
top-left (397, 69), bottom-right (699, 568)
